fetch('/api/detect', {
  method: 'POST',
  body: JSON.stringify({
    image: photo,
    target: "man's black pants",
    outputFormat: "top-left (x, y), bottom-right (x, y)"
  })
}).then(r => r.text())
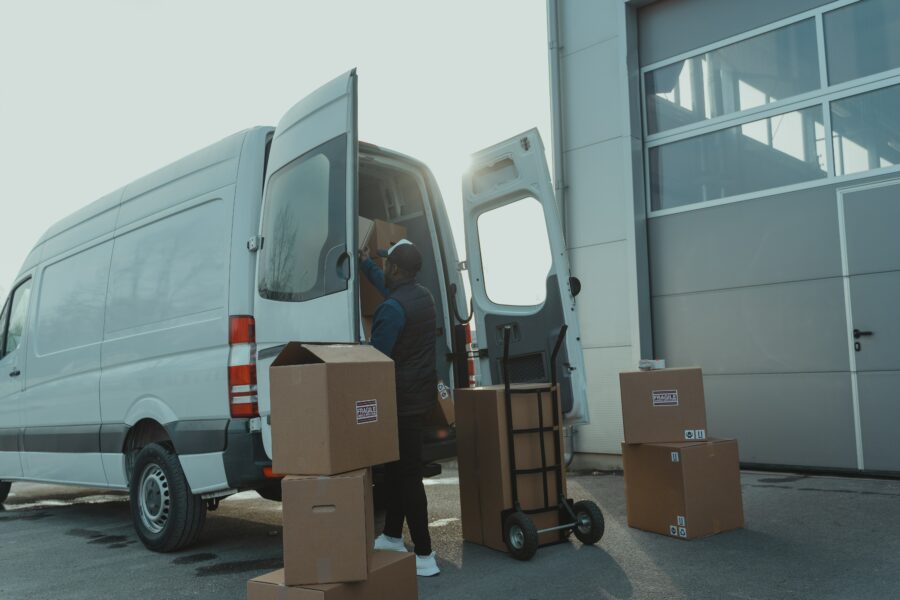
top-left (383, 414), bottom-right (432, 556)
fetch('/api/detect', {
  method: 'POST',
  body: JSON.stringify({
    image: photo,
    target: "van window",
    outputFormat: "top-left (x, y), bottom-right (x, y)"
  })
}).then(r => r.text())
top-left (476, 197), bottom-right (552, 307)
top-left (258, 135), bottom-right (348, 302)
top-left (35, 242), bottom-right (111, 355)
top-left (4, 279), bottom-right (32, 356)
top-left (106, 200), bottom-right (226, 333)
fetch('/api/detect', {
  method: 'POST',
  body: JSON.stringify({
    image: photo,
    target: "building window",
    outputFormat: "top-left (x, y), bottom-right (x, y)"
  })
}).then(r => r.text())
top-left (824, 0), bottom-right (900, 85)
top-left (832, 84), bottom-right (900, 176)
top-left (649, 106), bottom-right (827, 210)
top-left (644, 18), bottom-right (820, 135)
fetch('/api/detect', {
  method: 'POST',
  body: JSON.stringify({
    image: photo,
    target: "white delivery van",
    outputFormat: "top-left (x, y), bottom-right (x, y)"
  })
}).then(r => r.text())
top-left (0, 70), bottom-right (587, 552)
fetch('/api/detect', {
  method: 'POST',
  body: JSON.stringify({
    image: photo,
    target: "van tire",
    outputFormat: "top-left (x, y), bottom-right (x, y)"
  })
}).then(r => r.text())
top-left (0, 481), bottom-right (10, 503)
top-left (129, 443), bottom-right (207, 553)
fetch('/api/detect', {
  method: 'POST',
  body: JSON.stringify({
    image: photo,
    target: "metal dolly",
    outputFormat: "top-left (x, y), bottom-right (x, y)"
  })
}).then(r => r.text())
top-left (500, 324), bottom-right (605, 560)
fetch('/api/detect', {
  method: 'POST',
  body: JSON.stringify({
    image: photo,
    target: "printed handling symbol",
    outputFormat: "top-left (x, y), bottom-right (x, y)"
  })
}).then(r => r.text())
top-left (684, 429), bottom-right (695, 440)
top-left (669, 525), bottom-right (678, 536)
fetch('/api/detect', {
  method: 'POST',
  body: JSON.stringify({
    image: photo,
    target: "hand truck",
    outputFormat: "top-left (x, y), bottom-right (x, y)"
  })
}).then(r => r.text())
top-left (500, 324), bottom-right (605, 561)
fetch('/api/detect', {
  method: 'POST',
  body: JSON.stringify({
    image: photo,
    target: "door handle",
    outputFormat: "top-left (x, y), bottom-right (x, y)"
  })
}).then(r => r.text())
top-left (853, 329), bottom-right (873, 339)
top-left (9, 368), bottom-right (20, 377)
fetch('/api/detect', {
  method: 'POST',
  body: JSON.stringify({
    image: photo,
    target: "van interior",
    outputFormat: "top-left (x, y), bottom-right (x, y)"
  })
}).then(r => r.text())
top-left (357, 145), bottom-right (454, 388)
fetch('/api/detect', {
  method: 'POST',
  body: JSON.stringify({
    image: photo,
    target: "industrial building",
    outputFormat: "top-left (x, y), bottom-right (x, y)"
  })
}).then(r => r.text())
top-left (548, 0), bottom-right (900, 474)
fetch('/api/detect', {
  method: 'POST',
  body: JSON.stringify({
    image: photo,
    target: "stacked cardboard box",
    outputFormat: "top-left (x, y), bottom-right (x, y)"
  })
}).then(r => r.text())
top-left (455, 384), bottom-right (568, 551)
top-left (358, 217), bottom-right (407, 317)
top-left (247, 342), bottom-right (417, 599)
top-left (619, 367), bottom-right (744, 540)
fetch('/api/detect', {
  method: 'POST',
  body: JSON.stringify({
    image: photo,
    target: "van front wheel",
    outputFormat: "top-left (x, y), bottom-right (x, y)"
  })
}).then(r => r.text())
top-left (129, 443), bottom-right (207, 552)
top-left (0, 481), bottom-right (10, 503)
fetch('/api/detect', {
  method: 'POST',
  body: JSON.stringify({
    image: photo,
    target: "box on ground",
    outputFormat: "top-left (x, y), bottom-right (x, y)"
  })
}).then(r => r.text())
top-left (622, 438), bottom-right (744, 540)
top-left (455, 384), bottom-right (568, 551)
top-left (282, 469), bottom-right (374, 586)
top-left (270, 343), bottom-right (399, 475)
top-left (359, 218), bottom-right (407, 316)
top-left (619, 367), bottom-right (708, 444)
top-left (247, 551), bottom-right (416, 600)
top-left (424, 380), bottom-right (454, 427)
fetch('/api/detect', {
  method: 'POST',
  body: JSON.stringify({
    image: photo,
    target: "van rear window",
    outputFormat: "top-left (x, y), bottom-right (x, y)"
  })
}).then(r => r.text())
top-left (258, 135), bottom-right (348, 302)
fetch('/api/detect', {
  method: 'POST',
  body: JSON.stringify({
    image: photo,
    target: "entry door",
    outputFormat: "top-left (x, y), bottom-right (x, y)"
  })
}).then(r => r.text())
top-left (840, 180), bottom-right (900, 473)
top-left (254, 70), bottom-right (359, 457)
top-left (0, 278), bottom-right (33, 479)
top-left (462, 129), bottom-right (588, 423)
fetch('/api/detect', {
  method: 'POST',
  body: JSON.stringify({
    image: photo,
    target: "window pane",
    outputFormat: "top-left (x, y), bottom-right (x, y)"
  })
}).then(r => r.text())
top-left (5, 280), bottom-right (32, 355)
top-left (645, 19), bottom-right (820, 134)
top-left (258, 135), bottom-right (348, 302)
top-left (825, 0), bottom-right (900, 85)
top-left (477, 198), bottom-right (551, 306)
top-left (831, 84), bottom-right (900, 176)
top-left (650, 106), bottom-right (827, 210)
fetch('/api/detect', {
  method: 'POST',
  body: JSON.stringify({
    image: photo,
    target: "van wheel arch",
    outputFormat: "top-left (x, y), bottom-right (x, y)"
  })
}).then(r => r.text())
top-left (123, 419), bottom-right (172, 483)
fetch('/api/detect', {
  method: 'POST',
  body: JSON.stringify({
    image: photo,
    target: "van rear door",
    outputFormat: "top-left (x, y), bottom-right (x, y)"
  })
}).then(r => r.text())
top-left (462, 129), bottom-right (588, 423)
top-left (254, 70), bottom-right (360, 457)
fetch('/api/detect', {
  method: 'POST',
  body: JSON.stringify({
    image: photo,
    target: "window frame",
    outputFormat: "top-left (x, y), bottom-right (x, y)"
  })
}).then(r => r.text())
top-left (641, 0), bottom-right (900, 218)
top-left (2, 277), bottom-right (33, 359)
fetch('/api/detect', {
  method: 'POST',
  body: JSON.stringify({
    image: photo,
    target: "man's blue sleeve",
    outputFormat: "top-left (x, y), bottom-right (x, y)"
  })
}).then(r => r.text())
top-left (361, 258), bottom-right (390, 299)
top-left (370, 299), bottom-right (405, 357)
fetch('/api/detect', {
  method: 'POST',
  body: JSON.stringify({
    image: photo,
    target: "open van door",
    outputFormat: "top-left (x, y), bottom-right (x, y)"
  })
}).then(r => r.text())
top-left (462, 129), bottom-right (588, 423)
top-left (254, 70), bottom-right (359, 456)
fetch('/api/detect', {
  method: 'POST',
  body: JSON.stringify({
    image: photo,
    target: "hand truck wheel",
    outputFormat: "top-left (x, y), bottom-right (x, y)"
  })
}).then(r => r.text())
top-left (503, 511), bottom-right (539, 561)
top-left (572, 500), bottom-right (605, 545)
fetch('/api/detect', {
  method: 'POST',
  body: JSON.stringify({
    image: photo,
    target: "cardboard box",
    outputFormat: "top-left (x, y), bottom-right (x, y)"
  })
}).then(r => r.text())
top-left (622, 439), bottom-right (744, 540)
top-left (455, 385), bottom-right (568, 551)
top-left (282, 469), bottom-right (374, 586)
top-left (424, 380), bottom-right (454, 427)
top-left (270, 343), bottom-right (399, 475)
top-left (247, 551), bottom-right (417, 600)
top-left (619, 367), bottom-right (708, 444)
top-left (359, 219), bottom-right (407, 316)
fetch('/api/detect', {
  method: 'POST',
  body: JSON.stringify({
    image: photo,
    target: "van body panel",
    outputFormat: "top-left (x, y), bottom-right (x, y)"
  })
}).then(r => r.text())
top-left (462, 129), bottom-right (589, 423)
top-left (20, 452), bottom-right (108, 487)
top-left (36, 190), bottom-right (122, 260)
top-left (101, 453), bottom-right (128, 488)
top-left (179, 452), bottom-right (229, 494)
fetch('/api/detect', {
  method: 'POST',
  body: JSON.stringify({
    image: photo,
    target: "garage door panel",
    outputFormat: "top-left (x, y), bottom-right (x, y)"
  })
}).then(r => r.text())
top-left (857, 372), bottom-right (900, 472)
top-left (704, 372), bottom-right (857, 469)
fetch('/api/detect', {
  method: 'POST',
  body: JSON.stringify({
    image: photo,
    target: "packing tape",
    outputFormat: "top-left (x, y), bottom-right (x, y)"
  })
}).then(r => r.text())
top-left (316, 557), bottom-right (332, 583)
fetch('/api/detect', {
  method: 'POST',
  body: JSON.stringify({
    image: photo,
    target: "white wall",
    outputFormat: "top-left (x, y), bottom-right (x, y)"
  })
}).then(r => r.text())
top-left (550, 0), bottom-right (651, 455)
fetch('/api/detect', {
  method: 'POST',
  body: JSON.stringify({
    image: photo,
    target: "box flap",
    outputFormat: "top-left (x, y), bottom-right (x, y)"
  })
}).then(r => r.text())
top-left (272, 343), bottom-right (392, 367)
top-left (251, 569), bottom-right (286, 585)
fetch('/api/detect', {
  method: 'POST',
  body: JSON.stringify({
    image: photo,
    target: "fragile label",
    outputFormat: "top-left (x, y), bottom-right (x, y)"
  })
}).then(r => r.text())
top-left (677, 515), bottom-right (686, 527)
top-left (437, 381), bottom-right (450, 400)
top-left (356, 399), bottom-right (378, 424)
top-left (671, 451), bottom-right (680, 463)
top-left (684, 429), bottom-right (706, 440)
top-left (652, 389), bottom-right (679, 406)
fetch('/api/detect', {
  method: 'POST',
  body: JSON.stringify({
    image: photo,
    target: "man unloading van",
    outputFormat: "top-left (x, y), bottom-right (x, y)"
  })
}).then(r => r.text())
top-left (360, 239), bottom-right (440, 577)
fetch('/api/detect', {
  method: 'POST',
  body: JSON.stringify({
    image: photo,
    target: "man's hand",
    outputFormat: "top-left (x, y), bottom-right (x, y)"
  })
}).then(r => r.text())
top-left (359, 246), bottom-right (371, 263)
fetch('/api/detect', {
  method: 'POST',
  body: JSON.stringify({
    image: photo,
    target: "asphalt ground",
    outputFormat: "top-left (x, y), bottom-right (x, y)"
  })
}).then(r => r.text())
top-left (1, 462), bottom-right (899, 599)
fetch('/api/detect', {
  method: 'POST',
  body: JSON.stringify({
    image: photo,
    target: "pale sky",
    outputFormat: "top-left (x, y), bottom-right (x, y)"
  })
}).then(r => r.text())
top-left (0, 0), bottom-right (552, 302)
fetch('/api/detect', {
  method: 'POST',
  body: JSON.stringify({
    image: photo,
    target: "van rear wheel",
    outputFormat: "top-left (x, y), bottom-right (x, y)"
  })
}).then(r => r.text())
top-left (129, 443), bottom-right (206, 552)
top-left (0, 481), bottom-right (10, 504)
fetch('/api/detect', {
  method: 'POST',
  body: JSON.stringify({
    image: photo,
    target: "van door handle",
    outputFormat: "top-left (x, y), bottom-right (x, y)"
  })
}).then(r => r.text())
top-left (9, 368), bottom-right (20, 377)
top-left (853, 329), bottom-right (873, 339)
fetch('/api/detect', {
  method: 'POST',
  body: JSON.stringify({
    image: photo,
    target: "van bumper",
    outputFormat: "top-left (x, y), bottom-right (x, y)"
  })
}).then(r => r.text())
top-left (222, 419), bottom-right (271, 490)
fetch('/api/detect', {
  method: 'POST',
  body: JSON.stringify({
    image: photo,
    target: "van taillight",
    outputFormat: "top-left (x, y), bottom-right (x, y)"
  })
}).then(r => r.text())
top-left (229, 315), bottom-right (259, 419)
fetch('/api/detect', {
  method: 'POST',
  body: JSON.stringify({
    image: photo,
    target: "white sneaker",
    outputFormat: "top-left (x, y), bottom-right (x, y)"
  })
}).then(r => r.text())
top-left (374, 533), bottom-right (407, 553)
top-left (416, 552), bottom-right (440, 577)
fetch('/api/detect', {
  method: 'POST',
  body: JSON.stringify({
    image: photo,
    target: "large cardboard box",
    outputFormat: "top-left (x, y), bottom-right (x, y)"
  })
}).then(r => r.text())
top-left (247, 551), bottom-right (417, 600)
top-left (359, 218), bottom-right (407, 316)
top-left (622, 439), bottom-right (744, 540)
top-left (270, 343), bottom-right (399, 475)
top-left (282, 469), bottom-right (374, 586)
top-left (619, 367), bottom-right (708, 444)
top-left (455, 385), bottom-right (568, 551)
